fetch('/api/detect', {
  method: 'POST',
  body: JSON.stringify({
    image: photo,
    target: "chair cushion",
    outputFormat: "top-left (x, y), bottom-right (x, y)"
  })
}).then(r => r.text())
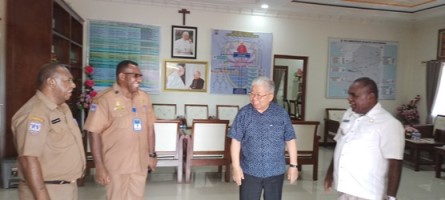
top-left (433, 115), bottom-right (445, 134)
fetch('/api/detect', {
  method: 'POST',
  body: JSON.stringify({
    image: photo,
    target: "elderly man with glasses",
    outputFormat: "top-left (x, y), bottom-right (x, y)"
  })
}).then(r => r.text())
top-left (228, 76), bottom-right (299, 200)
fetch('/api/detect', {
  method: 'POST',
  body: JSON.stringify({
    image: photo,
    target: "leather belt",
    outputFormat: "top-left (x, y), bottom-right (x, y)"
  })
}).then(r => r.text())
top-left (44, 180), bottom-right (75, 184)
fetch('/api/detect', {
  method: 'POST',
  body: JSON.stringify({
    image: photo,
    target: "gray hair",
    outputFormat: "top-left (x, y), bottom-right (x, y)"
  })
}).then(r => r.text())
top-left (251, 76), bottom-right (275, 94)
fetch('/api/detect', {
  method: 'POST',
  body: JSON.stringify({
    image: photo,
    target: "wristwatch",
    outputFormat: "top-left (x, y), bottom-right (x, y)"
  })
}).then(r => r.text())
top-left (385, 196), bottom-right (396, 200)
top-left (289, 164), bottom-right (298, 168)
top-left (149, 152), bottom-right (157, 158)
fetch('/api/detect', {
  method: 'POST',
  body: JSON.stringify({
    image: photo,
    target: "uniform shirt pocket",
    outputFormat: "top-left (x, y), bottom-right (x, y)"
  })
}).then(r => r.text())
top-left (48, 123), bottom-right (74, 149)
top-left (111, 110), bottom-right (131, 128)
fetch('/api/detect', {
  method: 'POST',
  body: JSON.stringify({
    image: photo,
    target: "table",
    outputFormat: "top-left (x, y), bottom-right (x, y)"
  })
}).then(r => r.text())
top-left (435, 146), bottom-right (445, 178)
top-left (404, 138), bottom-right (444, 171)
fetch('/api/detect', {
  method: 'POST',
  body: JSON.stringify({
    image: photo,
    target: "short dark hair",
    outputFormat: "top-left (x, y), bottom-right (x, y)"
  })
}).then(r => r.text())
top-left (116, 60), bottom-right (139, 79)
top-left (353, 77), bottom-right (379, 99)
top-left (37, 63), bottom-right (68, 89)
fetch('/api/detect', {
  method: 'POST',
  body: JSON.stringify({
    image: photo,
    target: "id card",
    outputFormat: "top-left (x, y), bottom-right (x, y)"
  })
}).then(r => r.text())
top-left (133, 118), bottom-right (142, 132)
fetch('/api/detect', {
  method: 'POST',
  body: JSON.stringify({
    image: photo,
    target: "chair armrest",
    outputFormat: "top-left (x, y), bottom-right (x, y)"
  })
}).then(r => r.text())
top-left (412, 124), bottom-right (433, 138)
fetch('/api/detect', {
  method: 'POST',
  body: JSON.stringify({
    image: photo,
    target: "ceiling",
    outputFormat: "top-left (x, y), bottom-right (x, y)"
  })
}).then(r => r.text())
top-left (98, 0), bottom-right (445, 12)
top-left (290, 0), bottom-right (445, 13)
top-left (96, 0), bottom-right (445, 22)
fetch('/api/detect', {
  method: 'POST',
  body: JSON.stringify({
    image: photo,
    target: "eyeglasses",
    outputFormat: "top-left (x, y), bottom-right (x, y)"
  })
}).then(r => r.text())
top-left (123, 72), bottom-right (143, 78)
top-left (249, 92), bottom-right (270, 100)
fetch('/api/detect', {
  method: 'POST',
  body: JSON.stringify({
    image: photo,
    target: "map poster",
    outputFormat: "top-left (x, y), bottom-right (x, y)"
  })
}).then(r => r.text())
top-left (89, 20), bottom-right (161, 93)
top-left (210, 29), bottom-right (273, 95)
top-left (327, 38), bottom-right (398, 99)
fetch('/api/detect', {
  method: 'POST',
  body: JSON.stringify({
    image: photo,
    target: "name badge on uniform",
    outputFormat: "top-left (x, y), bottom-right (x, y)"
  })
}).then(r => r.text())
top-left (133, 118), bottom-right (142, 132)
top-left (90, 103), bottom-right (97, 112)
top-left (51, 118), bottom-right (61, 124)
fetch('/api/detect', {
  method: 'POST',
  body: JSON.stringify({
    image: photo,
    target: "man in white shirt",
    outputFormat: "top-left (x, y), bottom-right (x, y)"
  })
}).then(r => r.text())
top-left (166, 63), bottom-right (186, 89)
top-left (174, 31), bottom-right (194, 55)
top-left (324, 77), bottom-right (405, 200)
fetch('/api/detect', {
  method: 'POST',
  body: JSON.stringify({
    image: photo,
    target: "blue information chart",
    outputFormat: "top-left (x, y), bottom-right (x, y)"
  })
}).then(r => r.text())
top-left (89, 20), bottom-right (161, 93)
top-left (327, 38), bottom-right (398, 99)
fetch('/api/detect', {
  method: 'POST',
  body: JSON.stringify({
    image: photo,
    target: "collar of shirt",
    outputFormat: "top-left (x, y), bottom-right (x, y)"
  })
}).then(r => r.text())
top-left (112, 83), bottom-right (141, 98)
top-left (351, 102), bottom-right (381, 124)
top-left (36, 90), bottom-right (64, 111)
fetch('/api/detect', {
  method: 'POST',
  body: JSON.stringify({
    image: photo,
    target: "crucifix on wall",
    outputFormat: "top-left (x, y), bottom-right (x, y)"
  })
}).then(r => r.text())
top-left (172, 8), bottom-right (197, 59)
top-left (178, 8), bottom-right (190, 25)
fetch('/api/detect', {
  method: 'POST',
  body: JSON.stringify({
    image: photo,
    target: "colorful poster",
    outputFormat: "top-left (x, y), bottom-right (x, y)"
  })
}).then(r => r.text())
top-left (210, 29), bottom-right (273, 95)
top-left (88, 20), bottom-right (161, 93)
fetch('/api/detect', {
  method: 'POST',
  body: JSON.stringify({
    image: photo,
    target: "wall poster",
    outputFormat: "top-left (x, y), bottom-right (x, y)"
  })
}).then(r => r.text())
top-left (88, 20), bottom-right (161, 93)
top-left (327, 38), bottom-right (398, 100)
top-left (210, 29), bottom-right (273, 95)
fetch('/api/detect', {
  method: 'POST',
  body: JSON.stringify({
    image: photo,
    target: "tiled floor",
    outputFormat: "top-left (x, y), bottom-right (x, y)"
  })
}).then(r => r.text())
top-left (1, 147), bottom-right (445, 200)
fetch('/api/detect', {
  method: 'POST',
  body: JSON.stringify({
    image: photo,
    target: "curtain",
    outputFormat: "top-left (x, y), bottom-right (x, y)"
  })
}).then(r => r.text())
top-left (425, 60), bottom-right (443, 123)
top-left (273, 70), bottom-right (284, 102)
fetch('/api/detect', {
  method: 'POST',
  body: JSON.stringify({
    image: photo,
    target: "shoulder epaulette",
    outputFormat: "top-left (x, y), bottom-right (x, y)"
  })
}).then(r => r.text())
top-left (92, 87), bottom-right (114, 101)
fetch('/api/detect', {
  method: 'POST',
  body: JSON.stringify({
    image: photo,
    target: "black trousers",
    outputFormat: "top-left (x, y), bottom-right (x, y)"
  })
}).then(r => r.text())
top-left (240, 173), bottom-right (285, 200)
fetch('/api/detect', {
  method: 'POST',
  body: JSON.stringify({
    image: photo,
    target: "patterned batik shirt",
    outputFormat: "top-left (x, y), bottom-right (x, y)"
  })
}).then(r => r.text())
top-left (228, 102), bottom-right (296, 178)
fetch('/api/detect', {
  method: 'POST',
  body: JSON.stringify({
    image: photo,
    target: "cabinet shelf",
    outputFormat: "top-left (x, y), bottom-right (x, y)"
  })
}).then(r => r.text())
top-left (6, 0), bottom-right (84, 158)
top-left (53, 30), bottom-right (70, 41)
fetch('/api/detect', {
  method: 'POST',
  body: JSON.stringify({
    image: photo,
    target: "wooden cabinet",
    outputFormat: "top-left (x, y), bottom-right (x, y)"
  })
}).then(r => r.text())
top-left (5, 0), bottom-right (83, 157)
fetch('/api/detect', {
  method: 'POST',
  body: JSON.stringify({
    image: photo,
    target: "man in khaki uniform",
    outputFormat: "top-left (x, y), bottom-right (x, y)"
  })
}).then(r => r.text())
top-left (11, 63), bottom-right (86, 200)
top-left (84, 60), bottom-right (157, 200)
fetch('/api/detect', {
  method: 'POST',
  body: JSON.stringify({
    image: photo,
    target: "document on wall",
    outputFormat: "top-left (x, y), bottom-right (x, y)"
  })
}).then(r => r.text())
top-left (210, 29), bottom-right (273, 95)
top-left (88, 20), bottom-right (161, 94)
top-left (327, 38), bottom-right (398, 100)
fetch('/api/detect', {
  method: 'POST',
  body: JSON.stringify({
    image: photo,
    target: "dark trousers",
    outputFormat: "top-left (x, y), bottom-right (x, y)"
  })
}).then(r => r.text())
top-left (240, 173), bottom-right (285, 200)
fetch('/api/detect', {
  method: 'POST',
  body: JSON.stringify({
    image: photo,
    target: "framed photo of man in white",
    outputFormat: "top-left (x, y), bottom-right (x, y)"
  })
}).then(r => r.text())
top-left (164, 60), bottom-right (207, 92)
top-left (172, 26), bottom-right (197, 59)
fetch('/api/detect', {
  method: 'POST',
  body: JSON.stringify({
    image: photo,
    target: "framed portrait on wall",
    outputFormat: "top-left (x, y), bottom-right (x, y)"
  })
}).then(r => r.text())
top-left (438, 29), bottom-right (445, 59)
top-left (164, 60), bottom-right (207, 92)
top-left (171, 26), bottom-right (197, 59)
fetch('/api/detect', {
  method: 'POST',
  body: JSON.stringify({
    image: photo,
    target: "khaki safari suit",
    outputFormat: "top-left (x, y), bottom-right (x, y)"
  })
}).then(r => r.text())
top-left (12, 91), bottom-right (86, 200)
top-left (84, 83), bottom-right (156, 200)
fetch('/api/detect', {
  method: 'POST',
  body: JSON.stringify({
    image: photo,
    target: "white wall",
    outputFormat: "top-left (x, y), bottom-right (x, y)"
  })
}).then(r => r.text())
top-left (2, 0), bottom-right (443, 141)
top-left (412, 18), bottom-right (445, 123)
top-left (64, 0), bottom-right (429, 138)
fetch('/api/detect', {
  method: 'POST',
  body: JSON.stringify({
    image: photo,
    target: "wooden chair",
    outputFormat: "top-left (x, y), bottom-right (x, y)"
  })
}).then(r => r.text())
top-left (216, 105), bottom-right (239, 127)
top-left (283, 99), bottom-right (290, 114)
top-left (323, 108), bottom-right (346, 145)
top-left (184, 104), bottom-right (209, 128)
top-left (286, 120), bottom-right (320, 180)
top-left (152, 103), bottom-right (177, 120)
top-left (413, 115), bottom-right (445, 139)
top-left (153, 119), bottom-right (183, 183)
top-left (184, 119), bottom-right (230, 183)
top-left (408, 115), bottom-right (445, 169)
top-left (288, 100), bottom-right (298, 119)
top-left (434, 140), bottom-right (445, 178)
